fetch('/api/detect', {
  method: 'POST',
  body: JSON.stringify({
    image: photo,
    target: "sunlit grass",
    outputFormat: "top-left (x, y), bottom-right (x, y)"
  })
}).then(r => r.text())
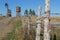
top-left (2, 17), bottom-right (22, 40)
top-left (2, 17), bottom-right (60, 40)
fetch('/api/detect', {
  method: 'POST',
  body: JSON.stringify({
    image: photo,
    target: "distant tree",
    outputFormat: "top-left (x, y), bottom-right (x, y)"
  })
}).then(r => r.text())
top-left (32, 10), bottom-right (35, 16)
top-left (29, 9), bottom-right (32, 16)
top-left (29, 9), bottom-right (35, 16)
top-left (24, 9), bottom-right (28, 16)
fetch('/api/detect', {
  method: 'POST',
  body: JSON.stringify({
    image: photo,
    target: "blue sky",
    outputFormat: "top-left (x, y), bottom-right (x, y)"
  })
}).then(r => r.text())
top-left (0, 0), bottom-right (60, 17)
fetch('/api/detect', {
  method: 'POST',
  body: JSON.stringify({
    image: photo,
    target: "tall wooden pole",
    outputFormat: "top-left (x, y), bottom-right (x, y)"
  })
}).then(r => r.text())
top-left (44, 0), bottom-right (50, 40)
top-left (27, 14), bottom-right (31, 35)
top-left (35, 6), bottom-right (42, 40)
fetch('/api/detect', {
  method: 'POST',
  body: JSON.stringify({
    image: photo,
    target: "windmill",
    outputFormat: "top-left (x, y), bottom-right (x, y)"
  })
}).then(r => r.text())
top-left (5, 3), bottom-right (11, 17)
top-left (16, 6), bottom-right (21, 17)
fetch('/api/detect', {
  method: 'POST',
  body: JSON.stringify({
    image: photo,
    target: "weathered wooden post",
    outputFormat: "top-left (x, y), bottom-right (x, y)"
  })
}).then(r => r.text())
top-left (16, 6), bottom-right (21, 17)
top-left (27, 13), bottom-right (31, 35)
top-left (44, 0), bottom-right (50, 40)
top-left (35, 6), bottom-right (42, 40)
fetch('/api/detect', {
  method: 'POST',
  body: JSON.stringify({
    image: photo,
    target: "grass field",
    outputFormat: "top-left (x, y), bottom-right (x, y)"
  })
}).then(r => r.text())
top-left (1, 16), bottom-right (60, 40)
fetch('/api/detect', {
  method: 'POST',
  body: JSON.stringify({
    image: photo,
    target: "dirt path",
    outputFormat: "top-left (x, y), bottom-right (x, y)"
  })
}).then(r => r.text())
top-left (0, 17), bottom-right (15, 40)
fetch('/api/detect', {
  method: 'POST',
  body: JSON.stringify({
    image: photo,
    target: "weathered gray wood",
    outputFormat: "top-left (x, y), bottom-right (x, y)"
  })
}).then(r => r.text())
top-left (44, 0), bottom-right (50, 40)
top-left (27, 14), bottom-right (31, 35)
top-left (35, 6), bottom-right (42, 40)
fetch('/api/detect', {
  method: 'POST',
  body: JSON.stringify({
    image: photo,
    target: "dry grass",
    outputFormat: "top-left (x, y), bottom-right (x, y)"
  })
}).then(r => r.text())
top-left (1, 16), bottom-right (60, 40)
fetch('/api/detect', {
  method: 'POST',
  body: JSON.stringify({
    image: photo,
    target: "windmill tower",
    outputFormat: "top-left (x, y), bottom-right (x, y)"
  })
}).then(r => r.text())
top-left (16, 6), bottom-right (21, 17)
top-left (44, 0), bottom-right (50, 40)
top-left (8, 9), bottom-right (11, 16)
top-left (35, 6), bottom-right (42, 40)
top-left (5, 3), bottom-right (11, 17)
top-left (5, 3), bottom-right (8, 16)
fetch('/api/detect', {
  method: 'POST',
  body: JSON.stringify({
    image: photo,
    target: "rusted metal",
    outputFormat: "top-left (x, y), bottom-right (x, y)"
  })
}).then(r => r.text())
top-left (16, 6), bottom-right (21, 12)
